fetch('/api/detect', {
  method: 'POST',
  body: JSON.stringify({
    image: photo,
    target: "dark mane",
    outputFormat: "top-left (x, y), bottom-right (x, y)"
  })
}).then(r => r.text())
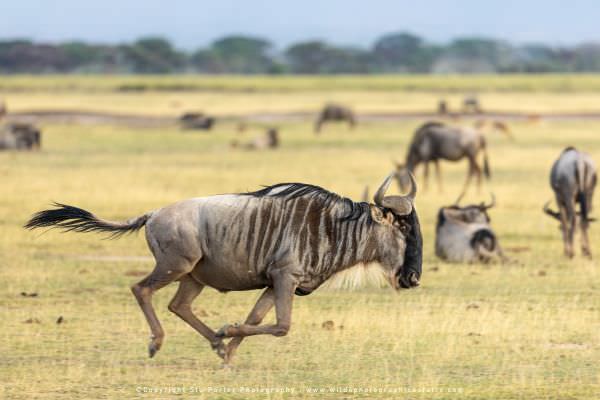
top-left (244, 183), bottom-right (371, 221)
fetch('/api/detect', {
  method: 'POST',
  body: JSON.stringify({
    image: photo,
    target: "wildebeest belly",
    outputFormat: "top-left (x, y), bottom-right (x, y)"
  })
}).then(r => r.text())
top-left (190, 258), bottom-right (269, 291)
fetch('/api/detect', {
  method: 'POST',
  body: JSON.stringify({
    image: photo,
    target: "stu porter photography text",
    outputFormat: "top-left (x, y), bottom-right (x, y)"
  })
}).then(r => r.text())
top-left (134, 385), bottom-right (465, 395)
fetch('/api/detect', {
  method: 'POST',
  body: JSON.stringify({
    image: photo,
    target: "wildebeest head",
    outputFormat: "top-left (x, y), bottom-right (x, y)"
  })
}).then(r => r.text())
top-left (371, 172), bottom-right (422, 290)
top-left (393, 161), bottom-right (414, 192)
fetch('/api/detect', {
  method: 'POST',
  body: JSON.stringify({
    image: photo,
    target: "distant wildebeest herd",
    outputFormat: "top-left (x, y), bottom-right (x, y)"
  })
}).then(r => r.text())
top-left (14, 94), bottom-right (598, 365)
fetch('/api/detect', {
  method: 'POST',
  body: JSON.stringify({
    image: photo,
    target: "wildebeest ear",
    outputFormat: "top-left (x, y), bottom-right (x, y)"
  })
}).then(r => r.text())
top-left (542, 201), bottom-right (561, 221)
top-left (370, 206), bottom-right (385, 223)
top-left (442, 208), bottom-right (468, 223)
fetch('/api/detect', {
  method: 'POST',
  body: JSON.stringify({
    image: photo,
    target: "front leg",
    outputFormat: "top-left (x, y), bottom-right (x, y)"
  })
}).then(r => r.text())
top-left (217, 273), bottom-right (295, 338)
top-left (223, 288), bottom-right (275, 364)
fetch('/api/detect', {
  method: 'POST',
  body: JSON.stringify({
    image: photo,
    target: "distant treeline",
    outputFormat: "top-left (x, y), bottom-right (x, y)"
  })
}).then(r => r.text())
top-left (2, 32), bottom-right (600, 74)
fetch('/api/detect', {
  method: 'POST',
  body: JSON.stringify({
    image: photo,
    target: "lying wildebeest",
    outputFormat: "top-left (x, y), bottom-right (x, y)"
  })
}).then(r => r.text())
top-left (435, 194), bottom-right (506, 263)
top-left (0, 122), bottom-right (41, 150)
top-left (180, 112), bottom-right (214, 130)
top-left (231, 128), bottom-right (279, 150)
top-left (25, 173), bottom-right (422, 364)
top-left (463, 95), bottom-right (482, 113)
top-left (395, 121), bottom-right (490, 195)
top-left (314, 103), bottom-right (356, 134)
top-left (543, 147), bottom-right (597, 258)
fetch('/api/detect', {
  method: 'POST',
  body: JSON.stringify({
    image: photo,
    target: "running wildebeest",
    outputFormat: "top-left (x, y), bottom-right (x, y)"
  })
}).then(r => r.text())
top-left (231, 128), bottom-right (279, 150)
top-left (435, 194), bottom-right (506, 263)
top-left (463, 95), bottom-right (482, 114)
top-left (394, 121), bottom-right (490, 196)
top-left (543, 147), bottom-right (597, 258)
top-left (314, 103), bottom-right (356, 134)
top-left (180, 112), bottom-right (214, 130)
top-left (25, 173), bottom-right (422, 364)
top-left (0, 122), bottom-right (41, 150)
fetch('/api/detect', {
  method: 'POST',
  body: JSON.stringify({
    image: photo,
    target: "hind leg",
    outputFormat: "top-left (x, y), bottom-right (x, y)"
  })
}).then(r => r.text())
top-left (434, 160), bottom-right (443, 193)
top-left (559, 205), bottom-right (575, 258)
top-left (131, 257), bottom-right (194, 357)
top-left (471, 158), bottom-right (483, 192)
top-left (168, 274), bottom-right (226, 359)
top-left (580, 218), bottom-right (592, 258)
top-left (458, 161), bottom-right (475, 199)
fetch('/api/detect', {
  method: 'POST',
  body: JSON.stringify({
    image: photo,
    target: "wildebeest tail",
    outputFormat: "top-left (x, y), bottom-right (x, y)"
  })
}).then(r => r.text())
top-left (24, 203), bottom-right (151, 238)
top-left (482, 138), bottom-right (491, 179)
top-left (575, 159), bottom-right (590, 223)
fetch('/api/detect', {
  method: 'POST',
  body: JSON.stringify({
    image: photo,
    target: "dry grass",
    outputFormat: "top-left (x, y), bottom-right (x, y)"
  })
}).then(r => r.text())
top-left (0, 89), bottom-right (599, 399)
top-left (5, 91), bottom-right (600, 116)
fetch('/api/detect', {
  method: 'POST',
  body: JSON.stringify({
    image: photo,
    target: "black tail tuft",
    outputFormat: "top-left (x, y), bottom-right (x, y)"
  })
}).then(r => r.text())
top-left (24, 203), bottom-right (149, 239)
top-left (577, 192), bottom-right (589, 224)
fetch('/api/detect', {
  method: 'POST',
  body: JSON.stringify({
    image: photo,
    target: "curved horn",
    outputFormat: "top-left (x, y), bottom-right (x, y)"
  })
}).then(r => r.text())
top-left (480, 193), bottom-right (496, 210)
top-left (380, 172), bottom-right (417, 215)
top-left (402, 171), bottom-right (417, 200)
top-left (373, 173), bottom-right (394, 206)
top-left (543, 201), bottom-right (561, 221)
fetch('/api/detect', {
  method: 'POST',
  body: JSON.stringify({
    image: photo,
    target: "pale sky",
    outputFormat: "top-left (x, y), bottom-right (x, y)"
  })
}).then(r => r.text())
top-left (1, 0), bottom-right (598, 49)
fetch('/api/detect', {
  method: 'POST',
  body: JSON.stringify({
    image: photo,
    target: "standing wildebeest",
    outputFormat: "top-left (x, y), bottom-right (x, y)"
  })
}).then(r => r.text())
top-left (435, 194), bottom-right (506, 263)
top-left (0, 122), bottom-right (41, 150)
top-left (543, 147), bottom-right (597, 258)
top-left (395, 121), bottom-right (490, 195)
top-left (437, 99), bottom-right (448, 115)
top-left (463, 95), bottom-right (482, 113)
top-left (314, 103), bottom-right (356, 134)
top-left (25, 173), bottom-right (422, 364)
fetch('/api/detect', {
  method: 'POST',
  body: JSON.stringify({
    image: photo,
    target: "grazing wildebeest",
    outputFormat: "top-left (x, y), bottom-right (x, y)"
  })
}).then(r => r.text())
top-left (231, 128), bottom-right (279, 150)
top-left (543, 147), bottom-right (597, 258)
top-left (314, 103), bottom-right (356, 134)
top-left (180, 112), bottom-right (214, 130)
top-left (395, 121), bottom-right (490, 195)
top-left (0, 123), bottom-right (41, 150)
top-left (435, 194), bottom-right (506, 263)
top-left (463, 95), bottom-right (482, 114)
top-left (25, 173), bottom-right (422, 364)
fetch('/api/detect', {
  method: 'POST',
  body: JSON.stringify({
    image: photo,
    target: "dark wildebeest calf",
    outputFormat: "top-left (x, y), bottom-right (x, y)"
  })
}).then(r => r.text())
top-left (180, 112), bottom-right (215, 130)
top-left (314, 103), bottom-right (356, 134)
top-left (0, 122), bottom-right (41, 150)
top-left (395, 121), bottom-right (490, 196)
top-left (25, 173), bottom-right (422, 364)
top-left (435, 194), bottom-right (506, 263)
top-left (544, 147), bottom-right (597, 258)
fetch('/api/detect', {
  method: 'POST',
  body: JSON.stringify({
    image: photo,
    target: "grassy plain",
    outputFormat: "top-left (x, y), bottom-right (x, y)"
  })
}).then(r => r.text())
top-left (0, 76), bottom-right (599, 399)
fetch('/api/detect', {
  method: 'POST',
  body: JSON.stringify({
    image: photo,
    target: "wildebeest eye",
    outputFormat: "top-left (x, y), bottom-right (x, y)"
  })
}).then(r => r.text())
top-left (398, 220), bottom-right (411, 234)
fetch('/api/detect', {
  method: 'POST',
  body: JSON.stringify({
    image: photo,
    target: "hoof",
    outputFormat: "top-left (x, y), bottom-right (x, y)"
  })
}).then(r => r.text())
top-left (148, 342), bottom-right (159, 358)
top-left (220, 362), bottom-right (233, 370)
